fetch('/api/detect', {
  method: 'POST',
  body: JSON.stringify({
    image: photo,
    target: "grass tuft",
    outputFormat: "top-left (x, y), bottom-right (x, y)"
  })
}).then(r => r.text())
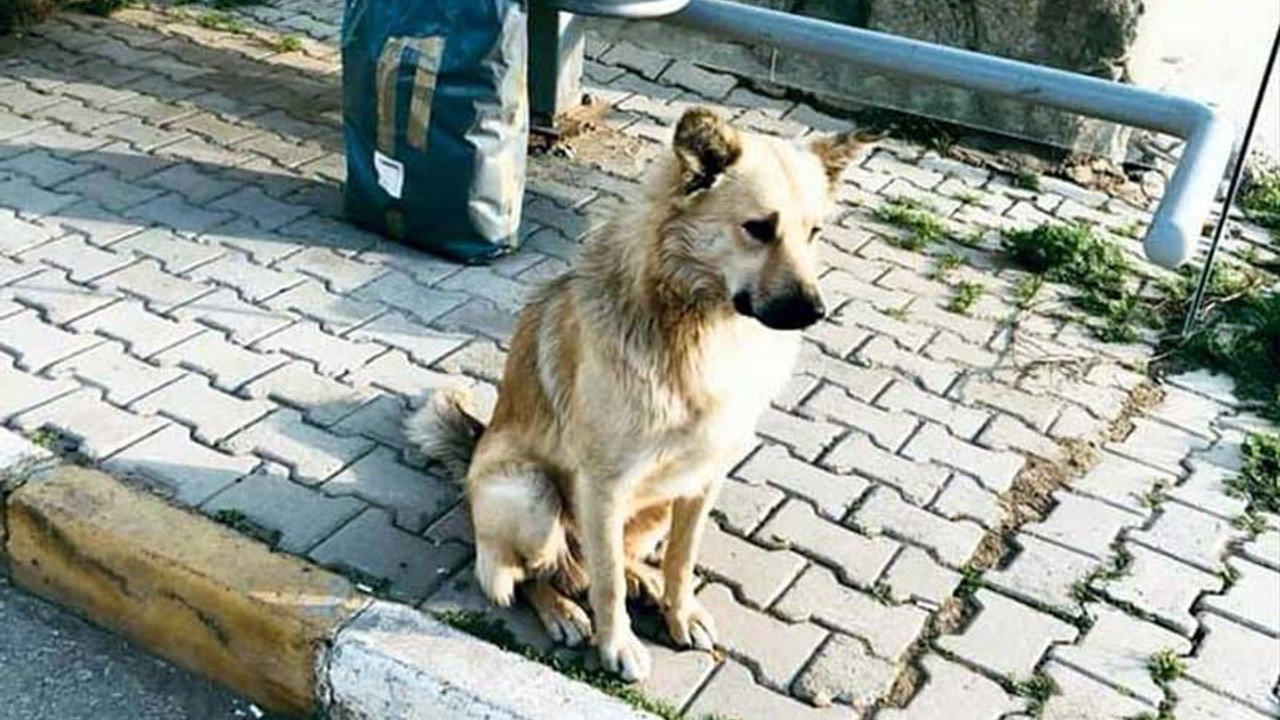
top-left (1226, 431), bottom-right (1280, 514)
top-left (1012, 672), bottom-right (1059, 717)
top-left (873, 198), bottom-right (947, 250)
top-left (1147, 648), bottom-right (1186, 686)
top-left (1240, 169), bottom-right (1280, 237)
top-left (946, 280), bottom-right (985, 315)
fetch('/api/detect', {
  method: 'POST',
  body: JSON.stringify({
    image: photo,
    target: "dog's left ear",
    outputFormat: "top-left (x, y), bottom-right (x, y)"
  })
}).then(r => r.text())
top-left (674, 108), bottom-right (742, 195)
top-left (810, 129), bottom-right (877, 184)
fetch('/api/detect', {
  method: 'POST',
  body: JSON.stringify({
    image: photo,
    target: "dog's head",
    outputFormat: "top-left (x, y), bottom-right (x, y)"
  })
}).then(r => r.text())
top-left (665, 108), bottom-right (867, 331)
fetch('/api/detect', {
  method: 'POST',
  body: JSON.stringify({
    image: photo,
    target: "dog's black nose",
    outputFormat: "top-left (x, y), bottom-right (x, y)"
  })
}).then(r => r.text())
top-left (757, 286), bottom-right (825, 330)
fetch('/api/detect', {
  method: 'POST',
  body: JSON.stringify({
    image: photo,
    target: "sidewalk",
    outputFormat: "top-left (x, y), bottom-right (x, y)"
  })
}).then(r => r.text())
top-left (0, 3), bottom-right (1276, 719)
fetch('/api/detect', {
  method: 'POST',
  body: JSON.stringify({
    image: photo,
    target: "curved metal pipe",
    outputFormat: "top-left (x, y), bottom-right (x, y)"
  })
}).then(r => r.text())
top-left (667, 0), bottom-right (1237, 268)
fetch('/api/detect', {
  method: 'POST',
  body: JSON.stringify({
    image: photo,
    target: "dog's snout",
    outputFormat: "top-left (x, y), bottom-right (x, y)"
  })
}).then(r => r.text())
top-left (755, 285), bottom-right (825, 331)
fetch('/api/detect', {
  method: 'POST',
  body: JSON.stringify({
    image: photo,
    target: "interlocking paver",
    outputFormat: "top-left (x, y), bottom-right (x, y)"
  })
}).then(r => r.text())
top-left (755, 406), bottom-right (843, 462)
top-left (1106, 542), bottom-right (1221, 636)
top-left (1241, 529), bottom-right (1280, 571)
top-left (0, 308), bottom-right (101, 371)
top-left (976, 413), bottom-right (1061, 458)
top-left (17, 233), bottom-right (131, 282)
top-left (202, 466), bottom-right (365, 553)
top-left (92, 258), bottom-right (212, 312)
top-left (133, 373), bottom-right (274, 444)
top-left (902, 422), bottom-right (1024, 493)
top-left (0, 355), bottom-right (79, 421)
top-left (1201, 557), bottom-right (1280, 636)
top-left (759, 500), bottom-right (899, 586)
top-left (104, 424), bottom-right (257, 505)
top-left (1172, 679), bottom-right (1277, 720)
top-left (1185, 613), bottom-right (1280, 715)
top-left (1039, 660), bottom-right (1151, 720)
top-left (322, 447), bottom-right (458, 534)
top-left (960, 379), bottom-right (1063, 432)
top-left (1023, 491), bottom-right (1143, 560)
top-left (47, 340), bottom-right (182, 405)
top-left (939, 589), bottom-right (1077, 678)
top-left (986, 534), bottom-right (1096, 614)
top-left (688, 659), bottom-right (845, 720)
top-left (6, 266), bottom-right (119, 323)
top-left (243, 360), bottom-right (373, 427)
top-left (308, 507), bottom-right (469, 603)
top-left (880, 546), bottom-right (961, 607)
top-left (930, 474), bottom-right (1001, 528)
top-left (800, 384), bottom-right (916, 451)
top-left (698, 524), bottom-right (806, 608)
top-left (1130, 501), bottom-right (1243, 574)
top-left (877, 655), bottom-right (1020, 720)
top-left (224, 408), bottom-right (373, 485)
top-left (854, 487), bottom-right (984, 568)
top-left (154, 329), bottom-right (286, 391)
top-left (265, 279), bottom-right (383, 331)
top-left (823, 433), bottom-right (951, 504)
top-left (736, 443), bottom-right (868, 520)
top-left (1167, 460), bottom-right (1249, 521)
top-left (1072, 450), bottom-right (1177, 514)
top-left (111, 226), bottom-right (224, 272)
top-left (253, 320), bottom-right (382, 377)
top-left (713, 476), bottom-right (785, 536)
top-left (696, 583), bottom-right (824, 689)
top-left (68, 297), bottom-right (203, 357)
top-left (775, 566), bottom-right (928, 661)
top-left (791, 633), bottom-right (898, 712)
top-left (13, 387), bottom-right (165, 459)
top-left (1052, 604), bottom-right (1191, 705)
top-left (879, 381), bottom-right (990, 439)
top-left (1109, 417), bottom-right (1210, 477)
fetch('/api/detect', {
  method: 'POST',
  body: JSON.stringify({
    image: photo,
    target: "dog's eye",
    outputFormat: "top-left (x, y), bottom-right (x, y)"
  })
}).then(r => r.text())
top-left (742, 213), bottom-right (779, 243)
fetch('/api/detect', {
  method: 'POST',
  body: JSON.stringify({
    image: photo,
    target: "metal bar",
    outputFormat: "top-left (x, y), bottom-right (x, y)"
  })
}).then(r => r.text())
top-left (528, 5), bottom-right (585, 131)
top-left (1182, 20), bottom-right (1280, 336)
top-left (662, 0), bottom-right (1237, 269)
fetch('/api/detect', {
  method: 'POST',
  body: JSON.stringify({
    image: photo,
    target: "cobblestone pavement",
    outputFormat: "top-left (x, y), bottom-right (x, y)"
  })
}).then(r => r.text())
top-left (1, 4), bottom-right (1277, 719)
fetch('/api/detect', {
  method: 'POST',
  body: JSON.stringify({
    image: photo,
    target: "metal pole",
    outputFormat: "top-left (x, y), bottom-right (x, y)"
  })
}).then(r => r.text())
top-left (1181, 21), bottom-right (1280, 337)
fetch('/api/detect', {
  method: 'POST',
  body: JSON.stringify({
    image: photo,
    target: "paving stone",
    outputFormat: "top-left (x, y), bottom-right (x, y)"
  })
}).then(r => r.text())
top-left (56, 168), bottom-right (162, 211)
top-left (790, 633), bottom-right (898, 712)
top-left (828, 301), bottom-right (932, 354)
top-left (1130, 501), bottom-right (1243, 574)
top-left (1073, 450), bottom-right (1177, 514)
top-left (1170, 679), bottom-right (1277, 720)
top-left (696, 583), bottom-right (825, 689)
top-left (735, 443), bottom-right (868, 520)
top-left (6, 267), bottom-right (119, 323)
top-left (104, 424), bottom-right (257, 505)
top-left (1105, 542), bottom-right (1220, 636)
top-left (659, 60), bottom-right (736, 99)
top-left (171, 286), bottom-right (294, 344)
top-left (857, 335), bottom-right (957, 394)
top-left (1039, 660), bottom-right (1151, 720)
top-left (17, 233), bottom-right (131, 282)
top-left (635, 642), bottom-right (717, 711)
top-left (344, 310), bottom-right (468, 367)
top-left (775, 566), bottom-right (928, 661)
top-left (793, 343), bottom-right (895, 402)
top-left (68, 297), bottom-right (203, 358)
top-left (939, 589), bottom-right (1077, 678)
top-left (805, 318), bottom-right (873, 358)
top-left (880, 546), bottom-right (961, 607)
top-left (903, 422), bottom-right (1024, 494)
top-left (1201, 557), bottom-right (1280, 637)
top-left (854, 487), bottom-right (984, 568)
top-left (322, 446), bottom-right (459, 534)
top-left (0, 355), bottom-right (80, 421)
top-left (332, 394), bottom-right (411, 449)
top-left (133, 373), bottom-right (274, 444)
top-left (265, 280), bottom-right (384, 331)
top-left (1148, 385), bottom-right (1226, 439)
top-left (243, 360), bottom-right (373, 427)
top-left (344, 349), bottom-right (468, 400)
top-left (46, 340), bottom-right (182, 405)
top-left (0, 209), bottom-right (58, 255)
top-left (0, 148), bottom-right (93, 185)
top-left (759, 501), bottom-right (899, 586)
top-left (960, 379), bottom-right (1063, 433)
top-left (210, 186), bottom-right (312, 231)
top-left (930, 474), bottom-right (1002, 528)
top-left (1164, 369), bottom-right (1239, 408)
top-left (698, 524), bottom-right (806, 608)
top-left (138, 162), bottom-right (243, 203)
top-left (800, 384), bottom-right (917, 451)
top-left (822, 271), bottom-right (914, 314)
top-left (1023, 491), bottom-right (1143, 561)
top-left (253, 320), bottom-right (383, 377)
top-left (878, 381), bottom-right (990, 440)
top-left (154, 330), bottom-right (286, 392)
top-left (823, 433), bottom-right (951, 505)
top-left (202, 466), bottom-right (365, 553)
top-left (277, 215), bottom-right (382, 255)
top-left (878, 654), bottom-right (1020, 720)
top-left (278, 246), bottom-right (385, 293)
top-left (224, 408), bottom-right (374, 486)
top-left (437, 267), bottom-right (529, 314)
top-left (433, 339), bottom-right (507, 384)
top-left (126, 193), bottom-right (235, 236)
top-left (111, 226), bottom-right (224, 273)
top-left (0, 309), bottom-right (101, 372)
top-left (353, 270), bottom-right (467, 324)
top-left (309, 507), bottom-right (468, 603)
top-left (1189, 613), bottom-right (1280, 714)
top-left (713, 476), bottom-right (785, 536)
top-left (986, 534), bottom-right (1096, 614)
top-left (1052, 604), bottom-right (1191, 705)
top-left (92, 259), bottom-right (212, 312)
top-left (0, 176), bottom-right (80, 218)
top-left (1108, 418), bottom-right (1210, 477)
top-left (204, 218), bottom-right (305, 265)
top-left (754, 406), bottom-right (843, 462)
top-left (687, 659), bottom-right (846, 720)
top-left (1241, 529), bottom-right (1280, 571)
top-left (431, 298), bottom-right (518, 343)
top-left (976, 413), bottom-right (1061, 459)
top-left (40, 200), bottom-right (140, 247)
top-left (1168, 460), bottom-right (1249, 521)
top-left (13, 387), bottom-right (165, 459)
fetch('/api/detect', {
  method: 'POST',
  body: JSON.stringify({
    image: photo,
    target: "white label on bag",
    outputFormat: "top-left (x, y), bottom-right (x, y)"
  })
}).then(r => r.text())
top-left (374, 150), bottom-right (404, 199)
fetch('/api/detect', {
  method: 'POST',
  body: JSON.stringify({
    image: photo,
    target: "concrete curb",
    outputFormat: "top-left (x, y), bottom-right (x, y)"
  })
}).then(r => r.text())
top-left (0, 436), bottom-right (657, 720)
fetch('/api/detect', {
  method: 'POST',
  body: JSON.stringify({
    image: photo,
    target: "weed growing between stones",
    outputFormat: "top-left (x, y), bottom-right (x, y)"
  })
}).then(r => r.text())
top-left (1011, 672), bottom-right (1059, 717)
top-left (1227, 431), bottom-right (1280, 514)
top-left (1240, 169), bottom-right (1280, 237)
top-left (946, 280), bottom-right (984, 315)
top-left (873, 198), bottom-right (947, 250)
top-left (435, 610), bottom-right (741, 720)
top-left (1147, 648), bottom-right (1185, 686)
top-left (1013, 169), bottom-right (1042, 192)
top-left (273, 33), bottom-right (302, 52)
top-left (210, 508), bottom-right (283, 548)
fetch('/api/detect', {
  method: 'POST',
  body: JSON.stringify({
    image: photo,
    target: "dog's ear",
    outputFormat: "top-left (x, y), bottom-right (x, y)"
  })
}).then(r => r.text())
top-left (810, 129), bottom-right (879, 184)
top-left (674, 108), bottom-right (742, 195)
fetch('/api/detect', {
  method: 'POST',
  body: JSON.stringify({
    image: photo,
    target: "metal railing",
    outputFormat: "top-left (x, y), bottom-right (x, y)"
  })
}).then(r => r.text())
top-left (532, 0), bottom-right (1238, 269)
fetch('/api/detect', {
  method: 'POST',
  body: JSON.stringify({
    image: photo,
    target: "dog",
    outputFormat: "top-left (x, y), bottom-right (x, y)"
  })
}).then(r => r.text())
top-left (406, 107), bottom-right (866, 681)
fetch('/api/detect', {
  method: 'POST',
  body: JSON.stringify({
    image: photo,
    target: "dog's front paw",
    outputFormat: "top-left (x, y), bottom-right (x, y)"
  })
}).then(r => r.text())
top-left (596, 627), bottom-right (651, 682)
top-left (663, 598), bottom-right (717, 651)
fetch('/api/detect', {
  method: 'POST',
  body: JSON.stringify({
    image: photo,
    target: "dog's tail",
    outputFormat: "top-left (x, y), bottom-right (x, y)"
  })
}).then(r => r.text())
top-left (403, 387), bottom-right (486, 481)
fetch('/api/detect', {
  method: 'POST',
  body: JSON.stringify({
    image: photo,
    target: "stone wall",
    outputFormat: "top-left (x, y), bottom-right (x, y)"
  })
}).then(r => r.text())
top-left (588, 0), bottom-right (1145, 157)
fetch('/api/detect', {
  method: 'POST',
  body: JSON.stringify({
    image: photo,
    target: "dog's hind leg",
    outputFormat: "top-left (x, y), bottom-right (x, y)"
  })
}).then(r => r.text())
top-left (525, 578), bottom-right (592, 647)
top-left (468, 460), bottom-right (569, 608)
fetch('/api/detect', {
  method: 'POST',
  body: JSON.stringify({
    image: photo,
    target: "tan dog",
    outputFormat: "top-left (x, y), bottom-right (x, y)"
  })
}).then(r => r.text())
top-left (406, 107), bottom-right (865, 681)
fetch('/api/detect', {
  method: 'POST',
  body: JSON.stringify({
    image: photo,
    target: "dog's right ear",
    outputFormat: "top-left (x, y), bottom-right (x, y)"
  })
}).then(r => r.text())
top-left (673, 108), bottom-right (742, 195)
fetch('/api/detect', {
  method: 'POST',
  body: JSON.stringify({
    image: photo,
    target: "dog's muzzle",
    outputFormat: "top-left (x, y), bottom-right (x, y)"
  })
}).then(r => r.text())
top-left (735, 287), bottom-right (826, 331)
